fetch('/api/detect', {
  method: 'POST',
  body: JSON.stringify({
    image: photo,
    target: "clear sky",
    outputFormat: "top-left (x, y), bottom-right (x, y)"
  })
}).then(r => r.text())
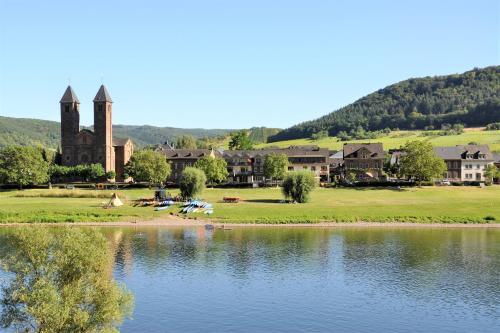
top-left (0, 0), bottom-right (498, 129)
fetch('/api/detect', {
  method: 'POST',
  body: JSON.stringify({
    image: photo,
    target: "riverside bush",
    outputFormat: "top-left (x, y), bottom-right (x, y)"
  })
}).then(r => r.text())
top-left (179, 167), bottom-right (206, 199)
top-left (282, 171), bottom-right (316, 203)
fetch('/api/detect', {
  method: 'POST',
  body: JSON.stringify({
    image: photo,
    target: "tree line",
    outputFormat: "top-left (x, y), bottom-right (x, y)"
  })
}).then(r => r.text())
top-left (269, 66), bottom-right (500, 142)
top-left (0, 146), bottom-right (114, 189)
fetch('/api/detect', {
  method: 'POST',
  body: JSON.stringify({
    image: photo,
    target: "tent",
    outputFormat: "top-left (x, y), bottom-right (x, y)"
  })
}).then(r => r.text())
top-left (107, 193), bottom-right (123, 207)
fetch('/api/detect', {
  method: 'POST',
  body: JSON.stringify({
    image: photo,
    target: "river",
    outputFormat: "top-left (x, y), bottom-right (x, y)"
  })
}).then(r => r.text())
top-left (2, 226), bottom-right (500, 332)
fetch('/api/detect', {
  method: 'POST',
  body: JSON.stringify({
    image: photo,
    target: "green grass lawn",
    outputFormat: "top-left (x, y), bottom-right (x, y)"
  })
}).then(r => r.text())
top-left (257, 129), bottom-right (500, 152)
top-left (1, 186), bottom-right (499, 224)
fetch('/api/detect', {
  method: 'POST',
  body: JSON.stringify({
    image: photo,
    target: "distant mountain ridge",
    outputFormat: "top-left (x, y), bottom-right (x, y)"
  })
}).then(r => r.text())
top-left (269, 66), bottom-right (500, 142)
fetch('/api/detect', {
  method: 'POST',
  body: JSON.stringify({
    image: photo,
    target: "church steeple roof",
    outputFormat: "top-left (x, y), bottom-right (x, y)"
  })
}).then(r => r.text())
top-left (60, 86), bottom-right (80, 103)
top-left (93, 84), bottom-right (113, 103)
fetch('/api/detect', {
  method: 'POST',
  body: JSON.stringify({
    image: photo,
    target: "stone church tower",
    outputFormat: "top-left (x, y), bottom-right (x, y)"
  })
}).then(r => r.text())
top-left (93, 85), bottom-right (114, 171)
top-left (59, 85), bottom-right (133, 178)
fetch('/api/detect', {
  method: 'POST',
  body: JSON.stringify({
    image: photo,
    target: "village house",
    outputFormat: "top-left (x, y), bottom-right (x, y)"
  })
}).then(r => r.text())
top-left (328, 150), bottom-right (344, 181)
top-left (434, 145), bottom-right (494, 182)
top-left (158, 145), bottom-right (330, 185)
top-left (155, 147), bottom-right (220, 183)
top-left (59, 85), bottom-right (133, 180)
top-left (493, 153), bottom-right (500, 169)
top-left (342, 143), bottom-right (386, 180)
top-left (223, 146), bottom-right (330, 185)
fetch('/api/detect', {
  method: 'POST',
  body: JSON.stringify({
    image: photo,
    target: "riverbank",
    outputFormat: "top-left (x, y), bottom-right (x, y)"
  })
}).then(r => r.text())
top-left (2, 215), bottom-right (500, 228)
top-left (1, 187), bottom-right (499, 224)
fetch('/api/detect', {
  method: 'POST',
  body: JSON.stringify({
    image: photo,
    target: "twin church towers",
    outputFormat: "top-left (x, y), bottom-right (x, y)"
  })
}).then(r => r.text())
top-left (59, 85), bottom-right (133, 180)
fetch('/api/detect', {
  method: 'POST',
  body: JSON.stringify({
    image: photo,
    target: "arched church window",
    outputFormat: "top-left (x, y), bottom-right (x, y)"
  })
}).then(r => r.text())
top-left (98, 104), bottom-right (103, 112)
top-left (65, 105), bottom-right (70, 112)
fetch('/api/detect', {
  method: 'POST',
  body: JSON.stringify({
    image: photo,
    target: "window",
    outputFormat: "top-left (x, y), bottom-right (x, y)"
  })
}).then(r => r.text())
top-left (311, 166), bottom-right (316, 171)
top-left (64, 105), bottom-right (70, 112)
top-left (476, 164), bottom-right (480, 169)
top-left (321, 166), bottom-right (328, 171)
top-left (98, 104), bottom-right (103, 112)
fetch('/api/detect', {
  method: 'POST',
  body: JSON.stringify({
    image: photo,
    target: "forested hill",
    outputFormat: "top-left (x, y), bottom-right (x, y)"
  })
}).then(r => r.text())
top-left (269, 66), bottom-right (500, 142)
top-left (0, 116), bottom-right (233, 149)
top-left (0, 116), bottom-right (281, 149)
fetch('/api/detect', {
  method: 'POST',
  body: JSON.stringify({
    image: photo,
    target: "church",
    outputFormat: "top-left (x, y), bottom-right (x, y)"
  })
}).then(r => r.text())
top-left (59, 85), bottom-right (134, 180)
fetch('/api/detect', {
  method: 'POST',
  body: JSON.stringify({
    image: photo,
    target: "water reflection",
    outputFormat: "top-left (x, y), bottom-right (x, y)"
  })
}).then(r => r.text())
top-left (2, 227), bottom-right (499, 333)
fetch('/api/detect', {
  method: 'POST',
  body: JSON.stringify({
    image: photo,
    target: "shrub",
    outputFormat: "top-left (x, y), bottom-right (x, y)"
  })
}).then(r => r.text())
top-left (484, 215), bottom-right (496, 221)
top-left (179, 167), bottom-right (206, 199)
top-left (311, 130), bottom-right (328, 140)
top-left (282, 170), bottom-right (316, 203)
top-left (106, 170), bottom-right (116, 180)
top-left (438, 123), bottom-right (464, 136)
top-left (337, 131), bottom-right (352, 141)
top-left (486, 122), bottom-right (500, 130)
top-left (14, 190), bottom-right (126, 199)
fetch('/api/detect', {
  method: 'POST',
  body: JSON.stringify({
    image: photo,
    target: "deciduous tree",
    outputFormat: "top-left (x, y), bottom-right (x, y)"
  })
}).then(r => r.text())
top-left (125, 150), bottom-right (171, 185)
top-left (194, 156), bottom-right (228, 185)
top-left (0, 146), bottom-right (49, 189)
top-left (228, 130), bottom-right (253, 150)
top-left (399, 141), bottom-right (446, 185)
top-left (175, 135), bottom-right (197, 149)
top-left (0, 227), bottom-right (134, 333)
top-left (484, 164), bottom-right (499, 184)
top-left (264, 153), bottom-right (289, 184)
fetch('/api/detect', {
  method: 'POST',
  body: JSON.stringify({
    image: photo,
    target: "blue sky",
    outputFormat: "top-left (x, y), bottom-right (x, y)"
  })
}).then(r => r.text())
top-left (0, 0), bottom-right (498, 129)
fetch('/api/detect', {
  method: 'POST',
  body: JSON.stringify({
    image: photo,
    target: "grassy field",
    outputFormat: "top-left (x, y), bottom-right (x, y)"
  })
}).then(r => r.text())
top-left (1, 186), bottom-right (499, 224)
top-left (257, 129), bottom-right (500, 152)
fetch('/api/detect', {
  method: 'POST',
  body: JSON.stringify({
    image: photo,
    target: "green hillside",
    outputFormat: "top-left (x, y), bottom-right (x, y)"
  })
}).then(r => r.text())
top-left (110, 125), bottom-right (232, 148)
top-left (0, 116), bottom-right (281, 150)
top-left (0, 116), bottom-right (233, 149)
top-left (0, 116), bottom-right (61, 148)
top-left (247, 127), bottom-right (281, 144)
top-left (259, 129), bottom-right (500, 152)
top-left (269, 66), bottom-right (500, 142)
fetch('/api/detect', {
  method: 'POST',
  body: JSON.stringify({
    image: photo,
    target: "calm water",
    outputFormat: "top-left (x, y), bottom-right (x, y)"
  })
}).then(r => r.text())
top-left (3, 226), bottom-right (500, 332)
